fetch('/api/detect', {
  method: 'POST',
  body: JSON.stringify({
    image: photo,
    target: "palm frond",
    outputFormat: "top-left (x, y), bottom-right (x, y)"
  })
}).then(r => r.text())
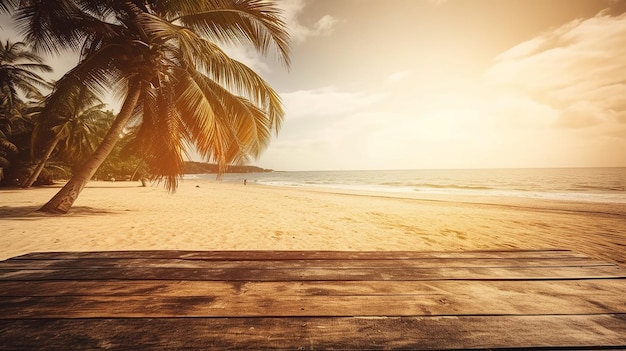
top-left (11, 0), bottom-right (290, 197)
top-left (43, 42), bottom-right (131, 117)
top-left (188, 39), bottom-right (283, 130)
top-left (0, 40), bottom-right (53, 102)
top-left (173, 67), bottom-right (233, 168)
top-left (15, 0), bottom-right (118, 55)
top-left (172, 64), bottom-right (276, 173)
top-left (129, 77), bottom-right (187, 192)
top-left (174, 0), bottom-right (290, 67)
top-left (5, 66), bottom-right (52, 90)
top-left (31, 82), bottom-right (109, 162)
top-left (0, 0), bottom-right (17, 13)
top-left (192, 71), bottom-right (273, 159)
top-left (139, 17), bottom-right (283, 131)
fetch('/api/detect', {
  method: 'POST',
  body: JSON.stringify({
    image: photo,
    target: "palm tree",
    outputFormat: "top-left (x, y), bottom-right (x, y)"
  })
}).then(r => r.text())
top-left (22, 86), bottom-right (109, 187)
top-left (0, 98), bottom-right (37, 183)
top-left (15, 0), bottom-right (290, 213)
top-left (0, 119), bottom-right (19, 182)
top-left (0, 40), bottom-right (52, 183)
top-left (0, 41), bottom-right (52, 115)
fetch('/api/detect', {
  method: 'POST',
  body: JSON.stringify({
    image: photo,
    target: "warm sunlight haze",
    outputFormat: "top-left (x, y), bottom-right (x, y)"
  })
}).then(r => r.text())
top-left (214, 0), bottom-right (626, 170)
top-left (2, 2), bottom-right (626, 348)
top-left (2, 0), bottom-right (625, 171)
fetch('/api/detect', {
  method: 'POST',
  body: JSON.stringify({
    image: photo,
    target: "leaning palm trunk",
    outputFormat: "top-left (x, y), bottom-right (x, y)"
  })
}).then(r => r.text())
top-left (129, 159), bottom-right (145, 182)
top-left (21, 135), bottom-right (62, 188)
top-left (39, 84), bottom-right (141, 214)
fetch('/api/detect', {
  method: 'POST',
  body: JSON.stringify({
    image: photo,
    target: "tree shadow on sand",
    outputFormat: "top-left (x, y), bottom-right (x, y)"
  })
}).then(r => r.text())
top-left (0, 205), bottom-right (117, 219)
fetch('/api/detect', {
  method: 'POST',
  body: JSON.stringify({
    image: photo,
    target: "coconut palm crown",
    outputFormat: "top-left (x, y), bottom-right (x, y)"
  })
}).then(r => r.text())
top-left (0, 40), bottom-right (52, 117)
top-left (0, 40), bottom-right (52, 182)
top-left (23, 85), bottom-right (109, 188)
top-left (13, 0), bottom-right (290, 213)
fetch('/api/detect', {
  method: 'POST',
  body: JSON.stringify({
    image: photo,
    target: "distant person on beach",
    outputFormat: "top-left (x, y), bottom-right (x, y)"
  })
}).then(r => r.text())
top-left (244, 179), bottom-right (247, 185)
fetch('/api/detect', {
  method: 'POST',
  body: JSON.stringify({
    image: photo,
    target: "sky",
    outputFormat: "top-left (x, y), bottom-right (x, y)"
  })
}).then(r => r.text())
top-left (2, 0), bottom-right (626, 171)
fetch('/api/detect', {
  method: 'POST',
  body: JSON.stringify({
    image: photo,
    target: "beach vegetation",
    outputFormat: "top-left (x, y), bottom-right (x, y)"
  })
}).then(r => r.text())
top-left (21, 86), bottom-right (110, 187)
top-left (0, 99), bottom-right (33, 185)
top-left (183, 161), bottom-right (271, 174)
top-left (10, 0), bottom-right (290, 213)
top-left (92, 127), bottom-right (147, 183)
top-left (0, 40), bottom-right (52, 184)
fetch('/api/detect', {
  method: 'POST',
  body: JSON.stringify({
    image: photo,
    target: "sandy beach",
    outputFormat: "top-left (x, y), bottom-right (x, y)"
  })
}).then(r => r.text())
top-left (1, 180), bottom-right (625, 266)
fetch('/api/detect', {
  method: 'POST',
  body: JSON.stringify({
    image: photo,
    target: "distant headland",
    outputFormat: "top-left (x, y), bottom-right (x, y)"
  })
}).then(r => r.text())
top-left (183, 161), bottom-right (273, 174)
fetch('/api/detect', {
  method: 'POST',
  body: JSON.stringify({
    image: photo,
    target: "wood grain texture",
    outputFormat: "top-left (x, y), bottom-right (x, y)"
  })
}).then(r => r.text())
top-left (0, 250), bottom-right (625, 350)
top-left (1, 256), bottom-right (612, 269)
top-left (1, 316), bottom-right (625, 350)
top-left (7, 249), bottom-right (586, 260)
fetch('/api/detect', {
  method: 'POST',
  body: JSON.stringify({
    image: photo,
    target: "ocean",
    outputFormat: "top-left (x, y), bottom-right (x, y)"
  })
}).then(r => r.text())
top-left (187, 167), bottom-right (626, 204)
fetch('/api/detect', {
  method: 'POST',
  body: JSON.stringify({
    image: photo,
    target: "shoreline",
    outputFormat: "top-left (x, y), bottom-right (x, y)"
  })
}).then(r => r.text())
top-left (243, 181), bottom-right (626, 218)
top-left (2, 180), bottom-right (625, 267)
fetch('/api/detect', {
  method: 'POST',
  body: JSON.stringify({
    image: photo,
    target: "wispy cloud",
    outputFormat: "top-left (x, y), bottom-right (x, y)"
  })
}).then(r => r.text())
top-left (485, 10), bottom-right (626, 133)
top-left (257, 86), bottom-right (388, 170)
top-left (218, 45), bottom-right (271, 73)
top-left (387, 70), bottom-right (411, 83)
top-left (282, 86), bottom-right (387, 119)
top-left (280, 0), bottom-right (339, 42)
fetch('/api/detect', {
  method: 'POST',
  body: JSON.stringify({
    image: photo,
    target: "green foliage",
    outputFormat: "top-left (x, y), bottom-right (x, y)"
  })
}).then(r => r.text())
top-left (3, 0), bottom-right (290, 213)
top-left (34, 85), bottom-right (109, 162)
top-left (51, 108), bottom-right (146, 182)
top-left (0, 40), bottom-right (51, 184)
top-left (183, 161), bottom-right (271, 174)
top-left (0, 86), bottom-right (145, 186)
top-left (16, 0), bottom-right (290, 194)
top-left (92, 136), bottom-right (146, 182)
top-left (0, 109), bottom-right (33, 185)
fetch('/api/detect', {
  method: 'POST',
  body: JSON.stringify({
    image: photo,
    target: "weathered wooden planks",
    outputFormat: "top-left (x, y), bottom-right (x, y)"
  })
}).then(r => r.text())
top-left (1, 263), bottom-right (624, 281)
top-left (8, 249), bottom-right (587, 260)
top-left (0, 257), bottom-right (613, 270)
top-left (2, 279), bottom-right (625, 298)
top-left (1, 279), bottom-right (626, 318)
top-left (1, 290), bottom-right (625, 318)
top-left (1, 315), bottom-right (625, 350)
top-left (0, 250), bottom-right (625, 350)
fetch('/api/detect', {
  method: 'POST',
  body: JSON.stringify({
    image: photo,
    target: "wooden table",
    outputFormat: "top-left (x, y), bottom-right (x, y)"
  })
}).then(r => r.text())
top-left (1, 250), bottom-right (625, 350)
